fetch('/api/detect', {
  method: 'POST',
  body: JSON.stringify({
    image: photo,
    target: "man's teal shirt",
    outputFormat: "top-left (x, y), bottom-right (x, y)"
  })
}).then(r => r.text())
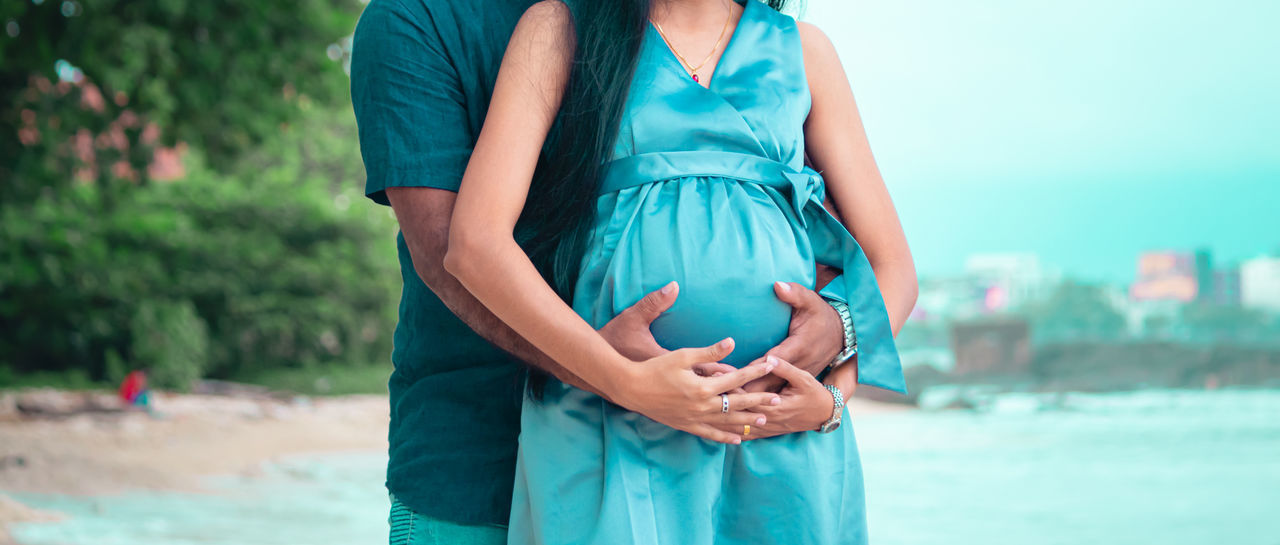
top-left (350, 0), bottom-right (536, 526)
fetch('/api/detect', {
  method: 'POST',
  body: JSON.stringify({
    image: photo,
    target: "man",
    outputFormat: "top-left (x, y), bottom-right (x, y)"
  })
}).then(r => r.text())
top-left (350, 1), bottom-right (856, 542)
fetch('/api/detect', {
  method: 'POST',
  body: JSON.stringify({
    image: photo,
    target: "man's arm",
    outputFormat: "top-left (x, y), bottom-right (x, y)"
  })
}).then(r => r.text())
top-left (351, 1), bottom-right (615, 395)
top-left (387, 186), bottom-right (600, 393)
top-left (389, 187), bottom-right (702, 399)
top-left (352, 0), bottom-right (741, 412)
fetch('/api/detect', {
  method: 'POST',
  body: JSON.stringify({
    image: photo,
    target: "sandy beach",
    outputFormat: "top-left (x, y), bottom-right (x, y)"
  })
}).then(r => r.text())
top-left (0, 387), bottom-right (904, 543)
top-left (0, 389), bottom-right (389, 544)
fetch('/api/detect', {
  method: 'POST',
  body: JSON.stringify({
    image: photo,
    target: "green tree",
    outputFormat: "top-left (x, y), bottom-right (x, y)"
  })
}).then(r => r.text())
top-left (1179, 303), bottom-right (1275, 345)
top-left (1, 0), bottom-right (360, 198)
top-left (1024, 280), bottom-right (1129, 343)
top-left (129, 299), bottom-right (209, 391)
top-left (0, 1), bottom-right (397, 389)
top-left (0, 132), bottom-right (399, 383)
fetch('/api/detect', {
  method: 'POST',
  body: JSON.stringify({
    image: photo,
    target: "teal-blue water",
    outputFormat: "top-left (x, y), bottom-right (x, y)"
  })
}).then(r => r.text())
top-left (859, 390), bottom-right (1280, 545)
top-left (10, 389), bottom-right (1280, 545)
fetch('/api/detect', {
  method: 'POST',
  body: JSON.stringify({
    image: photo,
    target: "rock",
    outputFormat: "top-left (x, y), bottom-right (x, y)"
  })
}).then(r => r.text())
top-left (13, 389), bottom-right (124, 419)
top-left (14, 388), bottom-right (81, 415)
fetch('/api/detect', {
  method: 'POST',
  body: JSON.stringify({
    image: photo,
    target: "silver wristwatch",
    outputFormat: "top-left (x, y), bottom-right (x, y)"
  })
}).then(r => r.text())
top-left (818, 384), bottom-right (845, 433)
top-left (823, 297), bottom-right (858, 370)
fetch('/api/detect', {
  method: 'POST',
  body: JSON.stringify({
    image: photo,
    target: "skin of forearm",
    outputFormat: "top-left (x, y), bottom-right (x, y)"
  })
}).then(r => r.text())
top-left (444, 230), bottom-right (637, 396)
top-left (874, 259), bottom-right (918, 337)
top-left (825, 357), bottom-right (858, 396)
top-left (386, 188), bottom-right (599, 394)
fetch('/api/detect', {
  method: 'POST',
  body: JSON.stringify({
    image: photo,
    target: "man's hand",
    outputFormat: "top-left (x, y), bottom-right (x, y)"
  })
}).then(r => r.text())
top-left (743, 281), bottom-right (844, 393)
top-left (744, 356), bottom-right (837, 440)
top-left (598, 281), bottom-right (678, 361)
top-left (597, 281), bottom-right (745, 383)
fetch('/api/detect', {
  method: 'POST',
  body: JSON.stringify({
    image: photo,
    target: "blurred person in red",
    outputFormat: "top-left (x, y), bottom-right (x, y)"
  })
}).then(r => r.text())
top-left (118, 369), bottom-right (151, 410)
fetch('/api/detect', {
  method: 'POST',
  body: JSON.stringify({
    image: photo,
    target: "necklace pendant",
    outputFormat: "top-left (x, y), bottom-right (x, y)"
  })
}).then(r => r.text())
top-left (691, 73), bottom-right (700, 83)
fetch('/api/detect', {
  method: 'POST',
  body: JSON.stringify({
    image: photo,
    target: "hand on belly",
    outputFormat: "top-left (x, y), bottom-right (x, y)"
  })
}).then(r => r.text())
top-left (647, 279), bottom-right (793, 368)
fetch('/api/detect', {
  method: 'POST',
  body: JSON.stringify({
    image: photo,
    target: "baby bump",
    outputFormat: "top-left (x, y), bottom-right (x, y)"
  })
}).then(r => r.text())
top-left (598, 179), bottom-right (816, 367)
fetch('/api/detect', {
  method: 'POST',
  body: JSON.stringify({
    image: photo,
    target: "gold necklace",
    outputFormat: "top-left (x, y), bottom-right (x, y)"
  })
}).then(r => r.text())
top-left (651, 0), bottom-right (733, 83)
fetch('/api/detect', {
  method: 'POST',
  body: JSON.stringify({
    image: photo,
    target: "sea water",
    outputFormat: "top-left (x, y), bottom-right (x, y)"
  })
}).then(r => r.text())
top-left (8, 452), bottom-right (389, 545)
top-left (858, 389), bottom-right (1280, 545)
top-left (9, 389), bottom-right (1280, 545)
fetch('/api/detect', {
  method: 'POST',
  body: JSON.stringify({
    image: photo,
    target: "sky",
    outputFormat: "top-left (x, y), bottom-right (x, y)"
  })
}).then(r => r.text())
top-left (801, 0), bottom-right (1280, 283)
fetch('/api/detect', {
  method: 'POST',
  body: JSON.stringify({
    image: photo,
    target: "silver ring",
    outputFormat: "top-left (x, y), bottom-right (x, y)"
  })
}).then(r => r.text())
top-left (721, 394), bottom-right (730, 414)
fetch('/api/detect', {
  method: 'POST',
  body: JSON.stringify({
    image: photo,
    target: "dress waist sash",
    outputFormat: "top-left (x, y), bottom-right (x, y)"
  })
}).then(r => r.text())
top-left (600, 150), bottom-right (909, 395)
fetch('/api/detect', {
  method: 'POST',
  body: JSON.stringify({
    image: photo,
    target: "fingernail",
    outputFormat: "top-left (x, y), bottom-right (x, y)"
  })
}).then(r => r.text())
top-left (776, 281), bottom-right (791, 292)
top-left (712, 372), bottom-right (725, 377)
top-left (766, 355), bottom-right (778, 366)
top-left (770, 396), bottom-right (781, 405)
top-left (719, 338), bottom-right (733, 350)
top-left (732, 437), bottom-right (742, 445)
top-left (661, 281), bottom-right (676, 295)
top-left (755, 416), bottom-right (766, 426)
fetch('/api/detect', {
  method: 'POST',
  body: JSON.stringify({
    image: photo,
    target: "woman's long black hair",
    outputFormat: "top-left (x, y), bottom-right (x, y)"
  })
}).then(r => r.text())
top-left (517, 0), bottom-right (793, 395)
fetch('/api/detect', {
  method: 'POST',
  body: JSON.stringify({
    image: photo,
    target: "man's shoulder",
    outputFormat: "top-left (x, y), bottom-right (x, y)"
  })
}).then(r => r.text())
top-left (353, 0), bottom-right (453, 38)
top-left (360, 0), bottom-right (534, 29)
top-left (353, 0), bottom-right (516, 57)
top-left (361, 0), bottom-right (445, 17)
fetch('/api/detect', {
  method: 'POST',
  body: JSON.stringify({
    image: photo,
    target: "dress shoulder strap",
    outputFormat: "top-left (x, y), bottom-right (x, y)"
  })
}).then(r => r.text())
top-left (737, 0), bottom-right (812, 116)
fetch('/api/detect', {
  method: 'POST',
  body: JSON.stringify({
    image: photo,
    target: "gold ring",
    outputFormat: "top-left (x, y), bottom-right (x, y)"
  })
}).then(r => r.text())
top-left (743, 424), bottom-right (751, 436)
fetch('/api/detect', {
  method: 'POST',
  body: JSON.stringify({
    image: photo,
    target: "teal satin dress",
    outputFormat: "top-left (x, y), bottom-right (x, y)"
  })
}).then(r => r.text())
top-left (507, 1), bottom-right (907, 543)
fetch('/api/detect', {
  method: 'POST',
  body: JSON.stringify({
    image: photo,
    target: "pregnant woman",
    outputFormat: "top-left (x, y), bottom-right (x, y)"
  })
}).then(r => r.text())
top-left (446, 0), bottom-right (915, 542)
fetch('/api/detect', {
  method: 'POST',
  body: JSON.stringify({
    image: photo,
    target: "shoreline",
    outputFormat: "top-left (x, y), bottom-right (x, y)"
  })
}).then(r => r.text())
top-left (0, 388), bottom-right (906, 542)
top-left (0, 389), bottom-right (391, 542)
top-left (0, 390), bottom-right (390, 497)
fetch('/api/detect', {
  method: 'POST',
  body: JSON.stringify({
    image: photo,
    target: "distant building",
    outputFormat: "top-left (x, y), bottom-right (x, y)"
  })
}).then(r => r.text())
top-left (949, 318), bottom-right (1032, 375)
top-left (913, 276), bottom-right (987, 322)
top-left (911, 253), bottom-right (1062, 323)
top-left (1129, 249), bottom-right (1212, 303)
top-left (1193, 250), bottom-right (1215, 303)
top-left (1210, 267), bottom-right (1242, 306)
top-left (964, 253), bottom-right (1061, 312)
top-left (1241, 256), bottom-right (1280, 312)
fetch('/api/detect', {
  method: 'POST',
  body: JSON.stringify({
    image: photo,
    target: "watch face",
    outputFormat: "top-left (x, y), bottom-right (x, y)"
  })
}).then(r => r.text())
top-left (820, 420), bottom-right (841, 433)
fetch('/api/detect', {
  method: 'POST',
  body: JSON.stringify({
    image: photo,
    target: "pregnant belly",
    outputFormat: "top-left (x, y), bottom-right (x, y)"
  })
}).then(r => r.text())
top-left (597, 178), bottom-right (816, 368)
top-left (648, 275), bottom-right (794, 368)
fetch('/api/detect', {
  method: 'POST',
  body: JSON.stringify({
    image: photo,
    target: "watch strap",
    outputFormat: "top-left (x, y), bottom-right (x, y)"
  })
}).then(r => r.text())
top-left (818, 384), bottom-right (845, 433)
top-left (823, 297), bottom-right (858, 369)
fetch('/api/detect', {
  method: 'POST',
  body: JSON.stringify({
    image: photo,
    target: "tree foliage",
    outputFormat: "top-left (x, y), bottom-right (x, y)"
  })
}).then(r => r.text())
top-left (1024, 280), bottom-right (1128, 343)
top-left (0, 137), bottom-right (399, 388)
top-left (1178, 302), bottom-right (1278, 346)
top-left (1, 0), bottom-right (361, 196)
top-left (0, 2), bottom-right (398, 390)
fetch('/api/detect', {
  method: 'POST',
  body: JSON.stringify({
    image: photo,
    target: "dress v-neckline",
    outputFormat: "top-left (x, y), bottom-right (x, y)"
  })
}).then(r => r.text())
top-left (647, 0), bottom-right (752, 91)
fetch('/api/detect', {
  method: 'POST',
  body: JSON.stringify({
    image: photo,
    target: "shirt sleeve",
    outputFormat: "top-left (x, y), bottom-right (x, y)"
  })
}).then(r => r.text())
top-left (351, 0), bottom-right (471, 205)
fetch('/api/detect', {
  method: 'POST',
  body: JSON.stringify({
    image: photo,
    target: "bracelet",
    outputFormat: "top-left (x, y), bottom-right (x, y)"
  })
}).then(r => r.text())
top-left (818, 384), bottom-right (845, 433)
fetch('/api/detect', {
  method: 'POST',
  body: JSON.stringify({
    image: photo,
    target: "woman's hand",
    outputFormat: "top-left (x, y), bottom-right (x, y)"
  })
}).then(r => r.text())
top-left (743, 356), bottom-right (835, 440)
top-left (608, 338), bottom-right (783, 445)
